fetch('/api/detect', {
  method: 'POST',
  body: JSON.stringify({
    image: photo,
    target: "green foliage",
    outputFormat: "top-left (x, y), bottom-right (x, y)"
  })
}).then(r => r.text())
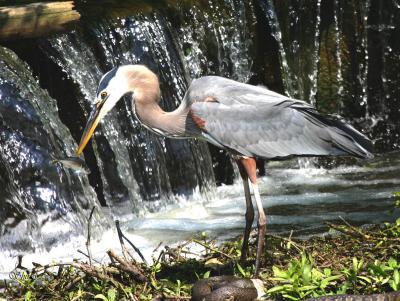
top-left (235, 262), bottom-right (253, 278)
top-left (267, 252), bottom-right (341, 300)
top-left (394, 192), bottom-right (400, 208)
top-left (195, 270), bottom-right (210, 280)
top-left (266, 251), bottom-right (400, 300)
top-left (94, 288), bottom-right (117, 301)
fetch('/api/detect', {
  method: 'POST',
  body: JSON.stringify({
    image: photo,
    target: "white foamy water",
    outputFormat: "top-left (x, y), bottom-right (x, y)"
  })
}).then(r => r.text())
top-left (1, 152), bottom-right (399, 278)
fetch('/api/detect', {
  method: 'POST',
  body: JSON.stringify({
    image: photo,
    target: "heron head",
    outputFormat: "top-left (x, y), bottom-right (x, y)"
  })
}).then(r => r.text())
top-left (76, 65), bottom-right (160, 155)
top-left (76, 66), bottom-right (130, 155)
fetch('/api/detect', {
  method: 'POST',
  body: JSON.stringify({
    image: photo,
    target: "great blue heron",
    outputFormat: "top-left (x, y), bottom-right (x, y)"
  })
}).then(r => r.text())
top-left (76, 65), bottom-right (373, 275)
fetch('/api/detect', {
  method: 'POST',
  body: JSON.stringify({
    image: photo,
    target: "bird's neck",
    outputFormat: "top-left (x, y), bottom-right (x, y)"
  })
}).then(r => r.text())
top-left (125, 67), bottom-right (191, 138)
top-left (133, 92), bottom-right (189, 138)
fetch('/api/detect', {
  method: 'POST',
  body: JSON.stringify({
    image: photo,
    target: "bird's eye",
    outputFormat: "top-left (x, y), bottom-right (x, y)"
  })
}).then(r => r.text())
top-left (100, 91), bottom-right (108, 100)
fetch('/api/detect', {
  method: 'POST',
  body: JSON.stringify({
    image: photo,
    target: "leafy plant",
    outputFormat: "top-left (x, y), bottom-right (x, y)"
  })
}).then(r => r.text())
top-left (267, 252), bottom-right (341, 300)
top-left (235, 263), bottom-right (253, 278)
top-left (94, 288), bottom-right (117, 301)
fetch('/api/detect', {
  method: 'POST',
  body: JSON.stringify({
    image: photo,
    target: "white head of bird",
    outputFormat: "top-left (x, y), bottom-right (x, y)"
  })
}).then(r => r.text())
top-left (76, 65), bottom-right (161, 155)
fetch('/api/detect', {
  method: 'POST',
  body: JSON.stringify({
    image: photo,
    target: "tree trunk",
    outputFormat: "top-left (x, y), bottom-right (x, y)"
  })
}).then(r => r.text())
top-left (0, 1), bottom-right (80, 40)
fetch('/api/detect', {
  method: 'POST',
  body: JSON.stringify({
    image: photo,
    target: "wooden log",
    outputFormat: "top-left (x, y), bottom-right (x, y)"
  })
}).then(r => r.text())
top-left (0, 1), bottom-right (80, 40)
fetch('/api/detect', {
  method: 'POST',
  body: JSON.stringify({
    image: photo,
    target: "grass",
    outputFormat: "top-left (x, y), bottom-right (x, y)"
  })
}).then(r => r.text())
top-left (1, 193), bottom-right (400, 301)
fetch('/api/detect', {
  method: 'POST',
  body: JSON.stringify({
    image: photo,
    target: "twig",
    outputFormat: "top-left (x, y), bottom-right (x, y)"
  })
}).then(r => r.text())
top-left (64, 275), bottom-right (85, 290)
top-left (31, 261), bottom-right (125, 290)
top-left (86, 206), bottom-right (96, 266)
top-left (115, 220), bottom-right (148, 265)
top-left (153, 241), bottom-right (163, 252)
top-left (78, 249), bottom-right (102, 264)
top-left (192, 239), bottom-right (234, 260)
top-left (155, 250), bottom-right (165, 265)
top-left (269, 234), bottom-right (304, 253)
top-left (72, 262), bottom-right (122, 289)
top-left (115, 220), bottom-right (130, 260)
top-left (15, 255), bottom-right (28, 270)
top-left (339, 216), bottom-right (371, 240)
top-left (164, 296), bottom-right (191, 300)
top-left (107, 249), bottom-right (147, 283)
top-left (325, 221), bottom-right (359, 238)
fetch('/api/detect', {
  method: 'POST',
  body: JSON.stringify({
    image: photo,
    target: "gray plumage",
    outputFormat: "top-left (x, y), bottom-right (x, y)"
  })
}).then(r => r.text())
top-left (184, 76), bottom-right (373, 159)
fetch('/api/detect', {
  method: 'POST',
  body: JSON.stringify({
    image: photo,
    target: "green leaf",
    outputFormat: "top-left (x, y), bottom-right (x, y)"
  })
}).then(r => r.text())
top-left (301, 253), bottom-right (308, 266)
top-left (323, 268), bottom-right (332, 277)
top-left (268, 277), bottom-right (293, 282)
top-left (357, 276), bottom-right (372, 284)
top-left (297, 285), bottom-right (318, 291)
top-left (151, 276), bottom-right (160, 289)
top-left (352, 257), bottom-right (358, 272)
top-left (320, 275), bottom-right (342, 288)
top-left (302, 264), bottom-right (312, 284)
top-left (24, 291), bottom-right (32, 301)
top-left (107, 288), bottom-right (116, 301)
top-left (323, 275), bottom-right (342, 282)
top-left (203, 271), bottom-right (210, 279)
top-left (272, 266), bottom-right (288, 279)
top-left (267, 285), bottom-right (289, 293)
top-left (237, 263), bottom-right (246, 277)
top-left (388, 258), bottom-right (398, 269)
top-left (92, 282), bottom-right (102, 291)
top-left (282, 293), bottom-right (300, 301)
top-left (94, 294), bottom-right (109, 301)
top-left (394, 269), bottom-right (400, 285)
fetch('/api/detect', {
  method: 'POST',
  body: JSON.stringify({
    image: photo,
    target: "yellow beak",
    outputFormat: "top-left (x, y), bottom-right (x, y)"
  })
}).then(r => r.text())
top-left (76, 101), bottom-right (103, 155)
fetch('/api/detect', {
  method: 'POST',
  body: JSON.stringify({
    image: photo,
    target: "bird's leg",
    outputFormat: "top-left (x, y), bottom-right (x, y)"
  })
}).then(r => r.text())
top-left (236, 157), bottom-right (266, 276)
top-left (236, 160), bottom-right (254, 264)
top-left (250, 181), bottom-right (266, 277)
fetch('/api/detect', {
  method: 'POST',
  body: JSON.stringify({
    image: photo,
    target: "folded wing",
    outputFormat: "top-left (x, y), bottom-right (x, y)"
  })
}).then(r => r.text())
top-left (188, 77), bottom-right (373, 159)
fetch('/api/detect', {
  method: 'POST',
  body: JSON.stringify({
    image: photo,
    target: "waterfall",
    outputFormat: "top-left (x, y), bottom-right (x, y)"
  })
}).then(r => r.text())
top-left (259, 0), bottom-right (322, 103)
top-left (0, 46), bottom-right (106, 269)
top-left (259, 0), bottom-right (295, 97)
top-left (0, 0), bottom-right (399, 273)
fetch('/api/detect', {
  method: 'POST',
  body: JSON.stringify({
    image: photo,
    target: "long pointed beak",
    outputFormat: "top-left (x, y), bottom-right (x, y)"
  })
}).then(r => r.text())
top-left (76, 101), bottom-right (104, 155)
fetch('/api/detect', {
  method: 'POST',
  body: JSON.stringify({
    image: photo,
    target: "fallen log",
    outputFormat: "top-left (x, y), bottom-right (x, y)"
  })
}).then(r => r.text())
top-left (0, 1), bottom-right (80, 40)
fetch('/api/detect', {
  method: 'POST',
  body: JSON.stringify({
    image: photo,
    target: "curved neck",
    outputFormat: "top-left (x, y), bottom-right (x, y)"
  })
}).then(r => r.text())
top-left (133, 88), bottom-right (189, 138)
top-left (121, 65), bottom-right (191, 137)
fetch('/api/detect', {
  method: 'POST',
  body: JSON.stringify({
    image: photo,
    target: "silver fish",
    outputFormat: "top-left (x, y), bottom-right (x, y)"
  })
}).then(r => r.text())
top-left (52, 156), bottom-right (91, 174)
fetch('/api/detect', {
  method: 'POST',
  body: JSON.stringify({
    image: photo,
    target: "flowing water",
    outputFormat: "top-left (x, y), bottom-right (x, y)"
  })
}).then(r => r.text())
top-left (1, 151), bottom-right (398, 274)
top-left (0, 0), bottom-right (399, 276)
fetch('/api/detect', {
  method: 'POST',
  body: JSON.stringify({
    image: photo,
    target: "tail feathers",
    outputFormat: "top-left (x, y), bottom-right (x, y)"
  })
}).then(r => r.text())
top-left (299, 108), bottom-right (374, 159)
top-left (328, 120), bottom-right (374, 159)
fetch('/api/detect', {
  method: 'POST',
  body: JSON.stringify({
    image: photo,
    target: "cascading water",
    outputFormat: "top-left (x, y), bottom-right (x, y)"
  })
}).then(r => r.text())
top-left (0, 0), bottom-right (399, 275)
top-left (259, 0), bottom-right (322, 102)
top-left (0, 46), bottom-right (106, 272)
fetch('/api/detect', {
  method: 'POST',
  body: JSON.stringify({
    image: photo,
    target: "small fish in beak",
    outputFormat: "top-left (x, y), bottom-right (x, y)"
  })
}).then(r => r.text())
top-left (52, 156), bottom-right (91, 174)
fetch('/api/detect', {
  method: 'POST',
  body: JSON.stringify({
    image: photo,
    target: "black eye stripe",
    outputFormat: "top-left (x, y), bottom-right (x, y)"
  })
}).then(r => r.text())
top-left (97, 66), bottom-right (118, 95)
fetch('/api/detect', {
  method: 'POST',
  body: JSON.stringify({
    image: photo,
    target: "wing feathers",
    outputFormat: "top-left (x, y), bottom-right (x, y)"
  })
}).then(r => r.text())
top-left (186, 76), bottom-right (373, 159)
top-left (191, 97), bottom-right (373, 159)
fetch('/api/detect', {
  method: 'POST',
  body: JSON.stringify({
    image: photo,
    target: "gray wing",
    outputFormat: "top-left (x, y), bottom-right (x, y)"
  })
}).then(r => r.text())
top-left (188, 76), bottom-right (373, 159)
